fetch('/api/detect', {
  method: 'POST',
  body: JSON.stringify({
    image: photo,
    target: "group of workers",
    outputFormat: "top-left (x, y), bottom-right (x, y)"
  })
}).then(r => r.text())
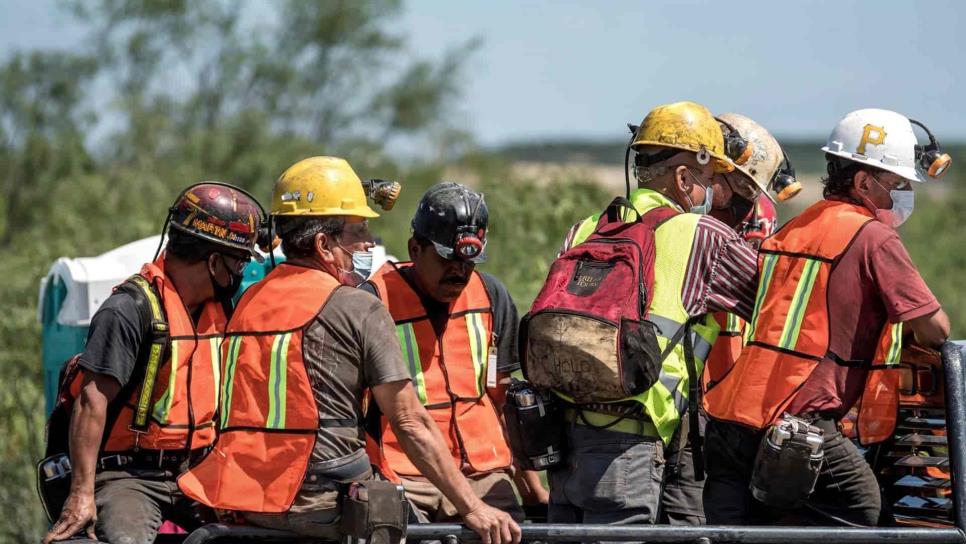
top-left (42, 100), bottom-right (952, 544)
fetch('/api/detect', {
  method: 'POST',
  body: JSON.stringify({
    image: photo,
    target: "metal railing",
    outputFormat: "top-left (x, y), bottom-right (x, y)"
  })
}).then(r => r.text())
top-left (183, 342), bottom-right (966, 544)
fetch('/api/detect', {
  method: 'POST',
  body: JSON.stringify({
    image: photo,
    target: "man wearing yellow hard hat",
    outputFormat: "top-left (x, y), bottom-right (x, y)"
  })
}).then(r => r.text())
top-left (542, 101), bottom-right (762, 526)
top-left (180, 157), bottom-right (521, 544)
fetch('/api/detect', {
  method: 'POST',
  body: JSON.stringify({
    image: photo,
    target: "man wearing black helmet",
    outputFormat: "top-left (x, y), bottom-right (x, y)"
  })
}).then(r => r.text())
top-left (43, 183), bottom-right (265, 544)
top-left (361, 182), bottom-right (548, 522)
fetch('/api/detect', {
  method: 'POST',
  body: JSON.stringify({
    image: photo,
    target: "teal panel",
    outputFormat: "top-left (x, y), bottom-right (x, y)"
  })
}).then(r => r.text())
top-left (41, 276), bottom-right (90, 415)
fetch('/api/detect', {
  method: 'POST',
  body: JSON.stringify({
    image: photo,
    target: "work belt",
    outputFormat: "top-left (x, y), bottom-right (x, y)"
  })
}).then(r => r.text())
top-left (565, 407), bottom-right (660, 439)
top-left (809, 416), bottom-right (841, 437)
top-left (99, 447), bottom-right (211, 471)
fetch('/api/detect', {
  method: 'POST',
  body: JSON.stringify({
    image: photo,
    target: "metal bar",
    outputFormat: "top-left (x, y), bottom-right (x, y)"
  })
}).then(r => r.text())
top-left (182, 523), bottom-right (310, 544)
top-left (406, 523), bottom-right (966, 543)
top-left (943, 341), bottom-right (966, 529)
top-left (182, 522), bottom-right (966, 544)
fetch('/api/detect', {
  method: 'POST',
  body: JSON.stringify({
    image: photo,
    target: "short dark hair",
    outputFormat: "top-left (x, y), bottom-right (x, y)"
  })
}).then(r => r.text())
top-left (822, 153), bottom-right (889, 199)
top-left (276, 216), bottom-right (345, 259)
top-left (165, 227), bottom-right (226, 263)
top-left (412, 233), bottom-right (433, 248)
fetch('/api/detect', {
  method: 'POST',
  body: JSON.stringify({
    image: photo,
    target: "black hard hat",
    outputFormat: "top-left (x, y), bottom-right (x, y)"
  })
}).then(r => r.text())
top-left (168, 182), bottom-right (266, 262)
top-left (411, 182), bottom-right (488, 263)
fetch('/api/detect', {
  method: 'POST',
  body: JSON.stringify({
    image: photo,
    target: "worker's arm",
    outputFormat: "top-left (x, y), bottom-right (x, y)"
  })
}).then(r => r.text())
top-left (43, 372), bottom-right (120, 544)
top-left (906, 308), bottom-right (950, 349)
top-left (372, 380), bottom-right (521, 544)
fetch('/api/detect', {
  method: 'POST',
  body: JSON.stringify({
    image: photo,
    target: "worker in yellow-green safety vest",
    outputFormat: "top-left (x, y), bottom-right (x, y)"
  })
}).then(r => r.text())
top-left (550, 101), bottom-right (762, 526)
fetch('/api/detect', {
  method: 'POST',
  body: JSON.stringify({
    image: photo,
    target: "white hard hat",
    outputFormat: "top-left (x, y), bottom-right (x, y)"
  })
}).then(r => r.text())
top-left (821, 109), bottom-right (926, 183)
top-left (718, 113), bottom-right (786, 203)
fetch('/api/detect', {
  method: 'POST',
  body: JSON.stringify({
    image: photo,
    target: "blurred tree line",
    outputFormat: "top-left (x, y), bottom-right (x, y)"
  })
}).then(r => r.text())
top-left (0, 1), bottom-right (605, 540)
top-left (1, 1), bottom-right (962, 542)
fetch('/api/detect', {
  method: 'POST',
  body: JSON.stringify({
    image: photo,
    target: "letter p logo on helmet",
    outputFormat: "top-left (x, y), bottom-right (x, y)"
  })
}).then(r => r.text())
top-left (857, 124), bottom-right (887, 155)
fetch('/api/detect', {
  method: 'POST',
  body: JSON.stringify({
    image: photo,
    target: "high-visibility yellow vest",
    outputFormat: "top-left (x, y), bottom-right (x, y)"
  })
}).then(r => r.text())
top-left (568, 188), bottom-right (720, 444)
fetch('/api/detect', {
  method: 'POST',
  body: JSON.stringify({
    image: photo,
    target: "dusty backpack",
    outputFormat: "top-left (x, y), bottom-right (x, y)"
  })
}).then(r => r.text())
top-left (520, 197), bottom-right (679, 403)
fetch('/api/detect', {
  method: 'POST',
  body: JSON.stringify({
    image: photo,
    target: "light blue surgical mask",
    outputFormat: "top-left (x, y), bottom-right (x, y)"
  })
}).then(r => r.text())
top-left (684, 168), bottom-right (714, 215)
top-left (336, 244), bottom-right (374, 286)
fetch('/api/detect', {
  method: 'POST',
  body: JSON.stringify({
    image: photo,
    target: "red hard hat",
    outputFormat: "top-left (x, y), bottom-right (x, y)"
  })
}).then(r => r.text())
top-left (738, 196), bottom-right (777, 243)
top-left (168, 182), bottom-right (266, 261)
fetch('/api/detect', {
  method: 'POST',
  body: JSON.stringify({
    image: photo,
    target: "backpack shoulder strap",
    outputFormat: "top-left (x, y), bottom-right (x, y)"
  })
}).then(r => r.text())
top-left (113, 275), bottom-right (170, 435)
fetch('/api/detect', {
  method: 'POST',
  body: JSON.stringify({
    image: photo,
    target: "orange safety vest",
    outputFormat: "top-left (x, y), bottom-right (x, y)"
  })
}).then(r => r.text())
top-left (364, 263), bottom-right (512, 481)
top-left (704, 200), bottom-right (903, 430)
top-left (702, 312), bottom-right (746, 394)
top-left (179, 264), bottom-right (340, 513)
top-left (101, 258), bottom-right (225, 452)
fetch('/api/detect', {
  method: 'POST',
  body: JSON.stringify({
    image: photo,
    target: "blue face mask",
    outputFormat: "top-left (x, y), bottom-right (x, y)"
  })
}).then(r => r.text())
top-left (684, 168), bottom-right (714, 215)
top-left (336, 244), bottom-right (373, 286)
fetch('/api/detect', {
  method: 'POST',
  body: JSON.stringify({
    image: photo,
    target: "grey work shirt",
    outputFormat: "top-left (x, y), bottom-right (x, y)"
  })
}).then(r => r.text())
top-left (302, 287), bottom-right (411, 465)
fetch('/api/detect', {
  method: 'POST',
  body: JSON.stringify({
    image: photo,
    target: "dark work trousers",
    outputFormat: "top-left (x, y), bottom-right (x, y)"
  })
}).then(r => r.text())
top-left (660, 412), bottom-right (707, 525)
top-left (94, 468), bottom-right (215, 544)
top-left (703, 419), bottom-right (881, 526)
top-left (548, 423), bottom-right (665, 543)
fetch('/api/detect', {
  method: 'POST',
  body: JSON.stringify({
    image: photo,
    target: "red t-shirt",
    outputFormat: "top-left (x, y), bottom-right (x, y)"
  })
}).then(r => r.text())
top-left (787, 215), bottom-right (940, 418)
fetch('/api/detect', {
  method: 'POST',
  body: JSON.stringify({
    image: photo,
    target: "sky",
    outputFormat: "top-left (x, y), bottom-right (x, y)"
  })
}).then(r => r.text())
top-left (2, 0), bottom-right (964, 145)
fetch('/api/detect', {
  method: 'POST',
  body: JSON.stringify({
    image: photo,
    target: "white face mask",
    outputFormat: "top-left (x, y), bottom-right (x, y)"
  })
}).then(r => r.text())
top-left (869, 175), bottom-right (915, 228)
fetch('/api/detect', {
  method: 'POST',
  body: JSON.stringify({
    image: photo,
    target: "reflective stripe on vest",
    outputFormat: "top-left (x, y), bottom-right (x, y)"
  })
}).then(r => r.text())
top-left (102, 258), bottom-right (225, 452)
top-left (466, 312), bottom-right (489, 396)
top-left (567, 188), bottom-right (720, 444)
top-left (179, 264), bottom-right (340, 513)
top-left (704, 200), bottom-right (880, 429)
top-left (366, 263), bottom-right (513, 476)
top-left (267, 333), bottom-right (294, 429)
top-left (396, 322), bottom-right (428, 404)
top-left (855, 322), bottom-right (904, 445)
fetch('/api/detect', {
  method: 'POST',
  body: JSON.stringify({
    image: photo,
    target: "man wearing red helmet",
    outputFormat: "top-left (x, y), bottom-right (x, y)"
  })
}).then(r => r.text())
top-left (43, 183), bottom-right (265, 544)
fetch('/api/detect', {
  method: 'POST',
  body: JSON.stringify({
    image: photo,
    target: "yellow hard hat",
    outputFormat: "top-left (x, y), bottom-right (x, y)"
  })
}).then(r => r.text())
top-left (632, 101), bottom-right (734, 173)
top-left (271, 156), bottom-right (379, 218)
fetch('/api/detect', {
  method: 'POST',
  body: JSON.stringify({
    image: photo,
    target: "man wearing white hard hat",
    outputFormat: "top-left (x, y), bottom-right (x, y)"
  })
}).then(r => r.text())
top-left (703, 109), bottom-right (951, 526)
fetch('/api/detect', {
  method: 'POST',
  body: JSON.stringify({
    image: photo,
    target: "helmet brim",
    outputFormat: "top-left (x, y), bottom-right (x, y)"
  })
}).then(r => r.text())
top-left (821, 146), bottom-right (927, 183)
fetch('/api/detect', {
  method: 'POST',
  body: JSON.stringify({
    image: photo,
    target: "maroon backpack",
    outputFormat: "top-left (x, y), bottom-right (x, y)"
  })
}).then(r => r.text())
top-left (520, 197), bottom-right (680, 403)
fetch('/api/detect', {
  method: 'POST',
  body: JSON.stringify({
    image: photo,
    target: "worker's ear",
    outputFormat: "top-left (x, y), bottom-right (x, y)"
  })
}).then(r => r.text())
top-left (674, 164), bottom-right (693, 194)
top-left (315, 232), bottom-right (337, 265)
top-left (853, 170), bottom-right (873, 196)
top-left (407, 237), bottom-right (420, 261)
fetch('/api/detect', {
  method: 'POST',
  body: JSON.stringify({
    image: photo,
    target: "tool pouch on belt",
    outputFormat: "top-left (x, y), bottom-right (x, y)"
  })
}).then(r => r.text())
top-left (340, 480), bottom-right (409, 544)
top-left (750, 413), bottom-right (824, 509)
top-left (36, 453), bottom-right (72, 524)
top-left (502, 380), bottom-right (565, 470)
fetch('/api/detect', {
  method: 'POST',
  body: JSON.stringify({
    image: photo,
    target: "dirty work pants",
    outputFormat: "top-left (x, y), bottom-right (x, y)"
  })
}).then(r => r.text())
top-left (94, 468), bottom-right (214, 544)
top-left (403, 470), bottom-right (525, 523)
top-left (660, 412), bottom-right (706, 525)
top-left (548, 424), bottom-right (665, 537)
top-left (703, 419), bottom-right (881, 526)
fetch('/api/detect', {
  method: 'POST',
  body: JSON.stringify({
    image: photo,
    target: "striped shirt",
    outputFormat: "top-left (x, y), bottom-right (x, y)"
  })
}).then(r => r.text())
top-left (560, 212), bottom-right (758, 321)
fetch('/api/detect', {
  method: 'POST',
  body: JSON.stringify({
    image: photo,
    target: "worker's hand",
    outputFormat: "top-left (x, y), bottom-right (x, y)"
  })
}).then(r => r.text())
top-left (43, 490), bottom-right (97, 544)
top-left (462, 502), bottom-right (521, 544)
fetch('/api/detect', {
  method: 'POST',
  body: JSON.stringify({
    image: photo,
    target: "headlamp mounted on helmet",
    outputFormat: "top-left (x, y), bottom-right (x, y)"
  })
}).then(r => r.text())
top-left (770, 149), bottom-right (801, 201)
top-left (716, 117), bottom-right (754, 167)
top-left (910, 119), bottom-right (952, 178)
